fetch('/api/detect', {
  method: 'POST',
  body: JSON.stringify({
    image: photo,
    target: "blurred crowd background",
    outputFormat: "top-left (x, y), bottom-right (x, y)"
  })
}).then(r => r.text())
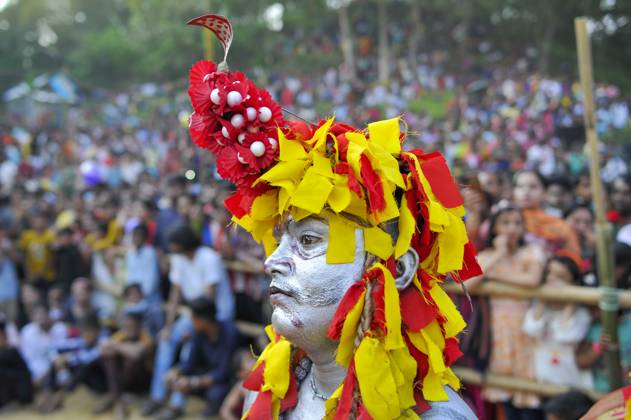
top-left (1, 0), bottom-right (631, 419)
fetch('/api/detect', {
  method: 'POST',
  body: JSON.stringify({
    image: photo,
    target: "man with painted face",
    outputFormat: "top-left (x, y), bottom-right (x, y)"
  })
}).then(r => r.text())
top-left (184, 14), bottom-right (482, 420)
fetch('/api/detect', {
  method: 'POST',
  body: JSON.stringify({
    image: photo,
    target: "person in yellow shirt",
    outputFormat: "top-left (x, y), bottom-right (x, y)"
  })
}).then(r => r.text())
top-left (18, 212), bottom-right (56, 293)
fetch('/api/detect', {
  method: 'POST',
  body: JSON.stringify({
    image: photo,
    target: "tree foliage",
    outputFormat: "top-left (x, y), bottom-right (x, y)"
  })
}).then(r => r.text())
top-left (0, 0), bottom-right (629, 92)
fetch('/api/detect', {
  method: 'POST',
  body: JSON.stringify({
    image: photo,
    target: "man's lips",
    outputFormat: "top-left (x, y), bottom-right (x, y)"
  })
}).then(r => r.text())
top-left (269, 285), bottom-right (294, 297)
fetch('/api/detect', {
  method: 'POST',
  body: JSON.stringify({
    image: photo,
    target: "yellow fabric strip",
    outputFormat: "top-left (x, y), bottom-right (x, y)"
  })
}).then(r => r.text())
top-left (389, 348), bottom-right (417, 409)
top-left (382, 266), bottom-right (405, 350)
top-left (324, 384), bottom-right (344, 420)
top-left (312, 150), bottom-right (335, 178)
top-left (250, 191), bottom-right (278, 221)
top-left (289, 167), bottom-right (334, 214)
top-left (436, 212), bottom-right (467, 274)
top-left (395, 193), bottom-right (415, 258)
top-left (262, 338), bottom-right (291, 398)
top-left (257, 159), bottom-right (308, 184)
top-left (368, 117), bottom-right (401, 155)
top-left (327, 175), bottom-right (352, 213)
top-left (363, 226), bottom-right (394, 260)
top-left (279, 130), bottom-right (308, 161)
top-left (421, 322), bottom-right (446, 374)
top-left (327, 215), bottom-right (357, 264)
top-left (429, 283), bottom-right (466, 338)
top-left (355, 337), bottom-right (400, 419)
top-left (307, 117), bottom-right (335, 147)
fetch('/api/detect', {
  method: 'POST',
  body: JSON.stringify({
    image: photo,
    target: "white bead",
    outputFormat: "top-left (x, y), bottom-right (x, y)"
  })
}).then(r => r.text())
top-left (258, 107), bottom-right (272, 122)
top-left (237, 133), bottom-right (246, 144)
top-left (237, 152), bottom-right (247, 164)
top-left (210, 88), bottom-right (221, 105)
top-left (246, 107), bottom-right (257, 121)
top-left (247, 126), bottom-right (259, 133)
top-left (226, 91), bottom-right (243, 107)
top-left (250, 141), bottom-right (266, 157)
top-left (221, 126), bottom-right (230, 138)
top-left (230, 114), bottom-right (244, 128)
top-left (268, 138), bottom-right (277, 150)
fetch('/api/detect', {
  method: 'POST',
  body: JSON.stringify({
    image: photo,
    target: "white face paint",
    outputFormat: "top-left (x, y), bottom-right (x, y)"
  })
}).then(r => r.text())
top-left (264, 215), bottom-right (366, 348)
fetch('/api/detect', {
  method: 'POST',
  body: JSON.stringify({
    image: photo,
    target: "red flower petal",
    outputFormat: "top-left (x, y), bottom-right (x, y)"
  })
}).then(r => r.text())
top-left (188, 84), bottom-right (212, 114)
top-left (188, 112), bottom-right (218, 150)
top-left (216, 146), bottom-right (249, 183)
top-left (237, 133), bottom-right (278, 172)
top-left (189, 60), bottom-right (217, 86)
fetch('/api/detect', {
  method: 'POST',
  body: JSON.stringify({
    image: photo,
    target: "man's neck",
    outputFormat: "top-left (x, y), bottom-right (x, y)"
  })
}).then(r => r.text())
top-left (302, 342), bottom-right (346, 397)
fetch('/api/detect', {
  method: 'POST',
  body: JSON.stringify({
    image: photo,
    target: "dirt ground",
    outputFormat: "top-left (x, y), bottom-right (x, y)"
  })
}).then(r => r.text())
top-left (0, 387), bottom-right (218, 420)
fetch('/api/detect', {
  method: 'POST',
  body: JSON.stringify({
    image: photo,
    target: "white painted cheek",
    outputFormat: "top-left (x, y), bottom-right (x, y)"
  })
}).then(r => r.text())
top-left (295, 228), bottom-right (366, 307)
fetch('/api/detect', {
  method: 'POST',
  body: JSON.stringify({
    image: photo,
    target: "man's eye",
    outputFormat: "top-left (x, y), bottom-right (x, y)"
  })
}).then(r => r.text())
top-left (299, 234), bottom-right (320, 246)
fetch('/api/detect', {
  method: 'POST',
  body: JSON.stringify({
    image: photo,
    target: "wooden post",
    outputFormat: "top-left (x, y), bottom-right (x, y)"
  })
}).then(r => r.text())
top-left (574, 17), bottom-right (623, 390)
top-left (202, 0), bottom-right (214, 60)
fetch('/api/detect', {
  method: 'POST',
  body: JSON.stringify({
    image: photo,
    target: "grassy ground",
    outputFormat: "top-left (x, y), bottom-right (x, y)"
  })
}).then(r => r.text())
top-left (0, 387), bottom-right (218, 420)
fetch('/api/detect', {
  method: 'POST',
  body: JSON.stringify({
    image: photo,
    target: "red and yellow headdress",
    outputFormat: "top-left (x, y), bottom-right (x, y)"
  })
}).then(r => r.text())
top-left (186, 15), bottom-right (482, 420)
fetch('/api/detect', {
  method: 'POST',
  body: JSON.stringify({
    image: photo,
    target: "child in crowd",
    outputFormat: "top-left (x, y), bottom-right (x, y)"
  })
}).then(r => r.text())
top-left (522, 253), bottom-right (593, 389)
top-left (93, 311), bottom-right (153, 419)
top-left (0, 319), bottom-right (33, 408)
top-left (121, 283), bottom-right (164, 337)
top-left (542, 391), bottom-right (593, 420)
top-left (37, 312), bottom-right (109, 413)
top-left (19, 304), bottom-right (68, 387)
top-left (219, 350), bottom-right (257, 420)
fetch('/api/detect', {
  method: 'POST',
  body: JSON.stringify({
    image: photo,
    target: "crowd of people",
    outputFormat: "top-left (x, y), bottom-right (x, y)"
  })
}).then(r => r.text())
top-left (0, 41), bottom-right (630, 419)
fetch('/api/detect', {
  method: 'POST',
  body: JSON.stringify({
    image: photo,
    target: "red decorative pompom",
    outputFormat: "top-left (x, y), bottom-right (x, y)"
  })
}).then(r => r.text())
top-left (236, 132), bottom-right (278, 172)
top-left (216, 146), bottom-right (249, 183)
top-left (188, 112), bottom-right (219, 151)
top-left (189, 60), bottom-right (217, 86)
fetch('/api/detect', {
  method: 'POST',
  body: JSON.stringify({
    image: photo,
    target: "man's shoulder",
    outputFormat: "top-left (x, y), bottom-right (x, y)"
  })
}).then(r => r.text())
top-left (423, 387), bottom-right (477, 420)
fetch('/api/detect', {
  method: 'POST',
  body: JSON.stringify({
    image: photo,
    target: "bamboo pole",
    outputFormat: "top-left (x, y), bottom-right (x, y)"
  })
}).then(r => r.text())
top-left (453, 367), bottom-right (604, 402)
top-left (202, 0), bottom-right (214, 61)
top-left (443, 281), bottom-right (631, 309)
top-left (574, 17), bottom-right (622, 390)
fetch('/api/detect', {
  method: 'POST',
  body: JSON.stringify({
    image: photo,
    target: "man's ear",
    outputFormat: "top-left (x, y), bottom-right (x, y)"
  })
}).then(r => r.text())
top-left (395, 248), bottom-right (419, 290)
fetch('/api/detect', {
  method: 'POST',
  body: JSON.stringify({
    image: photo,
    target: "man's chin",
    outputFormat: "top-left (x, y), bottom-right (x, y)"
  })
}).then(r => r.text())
top-left (271, 307), bottom-right (304, 339)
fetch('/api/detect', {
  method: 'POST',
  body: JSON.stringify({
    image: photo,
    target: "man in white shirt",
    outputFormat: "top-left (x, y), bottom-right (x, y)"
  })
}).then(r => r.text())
top-left (143, 224), bottom-right (234, 417)
top-left (19, 304), bottom-right (68, 386)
